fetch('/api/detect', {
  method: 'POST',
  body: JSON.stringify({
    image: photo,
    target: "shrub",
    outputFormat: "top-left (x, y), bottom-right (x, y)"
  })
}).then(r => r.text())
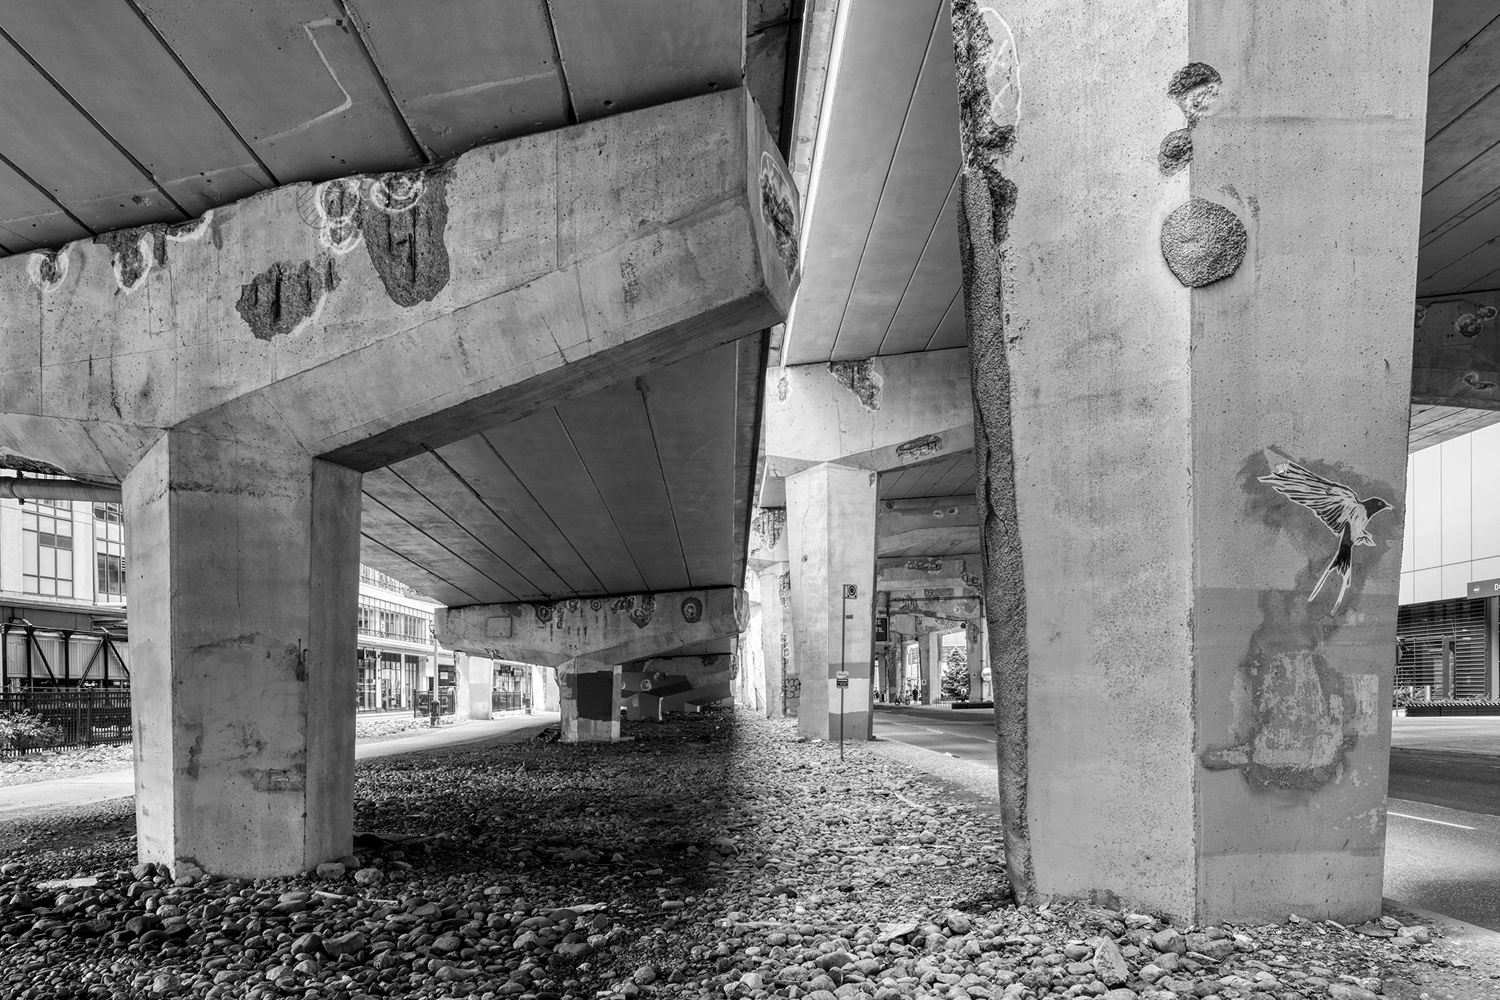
top-left (0, 711), bottom-right (65, 752)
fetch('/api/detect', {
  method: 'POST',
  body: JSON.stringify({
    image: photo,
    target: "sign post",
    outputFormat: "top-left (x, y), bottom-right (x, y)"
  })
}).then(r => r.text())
top-left (839, 584), bottom-right (857, 759)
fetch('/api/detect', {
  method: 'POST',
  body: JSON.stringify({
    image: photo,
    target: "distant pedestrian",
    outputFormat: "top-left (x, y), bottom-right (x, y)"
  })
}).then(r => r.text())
top-left (428, 695), bottom-right (440, 727)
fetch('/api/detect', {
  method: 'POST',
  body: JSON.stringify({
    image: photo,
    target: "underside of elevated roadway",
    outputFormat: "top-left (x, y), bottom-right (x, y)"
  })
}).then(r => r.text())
top-left (774, 0), bottom-right (1500, 463)
top-left (0, 0), bottom-right (805, 661)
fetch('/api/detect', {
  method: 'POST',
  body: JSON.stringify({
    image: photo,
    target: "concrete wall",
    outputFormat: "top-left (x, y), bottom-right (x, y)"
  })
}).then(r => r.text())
top-left (1400, 423), bottom-right (1500, 603)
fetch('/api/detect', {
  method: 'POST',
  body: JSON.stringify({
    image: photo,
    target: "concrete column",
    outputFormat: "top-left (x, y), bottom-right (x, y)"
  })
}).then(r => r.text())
top-left (756, 564), bottom-right (792, 718)
top-left (559, 659), bottom-right (620, 742)
top-left (966, 620), bottom-right (985, 702)
top-left (786, 463), bottom-right (876, 740)
top-left (124, 426), bottom-right (360, 878)
top-left (952, 0), bottom-right (1426, 922)
top-left (920, 631), bottom-right (944, 704)
top-left (455, 652), bottom-right (492, 722)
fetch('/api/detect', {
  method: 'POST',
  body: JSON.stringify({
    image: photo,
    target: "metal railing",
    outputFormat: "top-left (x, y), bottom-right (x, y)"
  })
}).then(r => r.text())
top-left (492, 690), bottom-right (529, 713)
top-left (0, 689), bottom-right (132, 753)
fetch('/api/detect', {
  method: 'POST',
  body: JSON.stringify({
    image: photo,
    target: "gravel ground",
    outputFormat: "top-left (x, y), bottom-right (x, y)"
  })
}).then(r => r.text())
top-left (0, 712), bottom-right (1495, 1000)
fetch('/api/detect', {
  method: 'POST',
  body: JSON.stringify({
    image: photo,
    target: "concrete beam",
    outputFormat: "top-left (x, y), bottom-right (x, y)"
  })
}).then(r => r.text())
top-left (876, 495), bottom-right (980, 557)
top-left (0, 87), bottom-right (796, 480)
top-left (1411, 290), bottom-right (1500, 412)
top-left (759, 348), bottom-right (972, 505)
top-left (878, 554), bottom-right (983, 596)
top-left (438, 587), bottom-right (745, 667)
top-left (622, 655), bottom-right (736, 717)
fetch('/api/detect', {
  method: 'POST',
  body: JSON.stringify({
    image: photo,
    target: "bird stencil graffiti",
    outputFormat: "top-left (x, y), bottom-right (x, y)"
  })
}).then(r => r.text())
top-left (1258, 462), bottom-right (1391, 611)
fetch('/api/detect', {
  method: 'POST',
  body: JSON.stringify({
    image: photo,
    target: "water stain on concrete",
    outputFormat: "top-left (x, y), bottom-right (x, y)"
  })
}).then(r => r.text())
top-left (235, 258), bottom-right (340, 341)
top-left (829, 359), bottom-right (882, 410)
top-left (1160, 197), bottom-right (1247, 287)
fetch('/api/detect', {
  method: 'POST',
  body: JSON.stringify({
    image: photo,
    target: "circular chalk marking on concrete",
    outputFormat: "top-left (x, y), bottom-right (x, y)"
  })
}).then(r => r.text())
top-left (1160, 197), bottom-right (1247, 288)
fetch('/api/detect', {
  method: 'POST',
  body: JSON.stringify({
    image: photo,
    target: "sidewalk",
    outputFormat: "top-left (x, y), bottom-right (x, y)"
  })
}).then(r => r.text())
top-left (0, 711), bottom-right (557, 821)
top-left (1392, 716), bottom-right (1500, 756)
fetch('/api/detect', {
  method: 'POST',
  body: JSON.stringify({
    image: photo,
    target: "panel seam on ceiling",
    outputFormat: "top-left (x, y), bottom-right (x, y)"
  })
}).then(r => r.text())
top-left (0, 23), bottom-right (189, 220)
top-left (0, 150), bottom-right (95, 237)
top-left (827, 1), bottom-right (945, 362)
top-left (360, 531), bottom-right (484, 605)
top-left (335, 0), bottom-right (433, 164)
top-left (552, 411), bottom-right (652, 592)
top-left (1430, 13), bottom-right (1500, 78)
top-left (539, 0), bottom-right (579, 125)
top-left (477, 430), bottom-right (606, 595)
top-left (1426, 77), bottom-right (1500, 148)
top-left (120, 0), bottom-right (280, 186)
top-left (362, 487), bottom-right (526, 602)
top-left (921, 285), bottom-right (963, 352)
top-left (635, 378), bottom-right (694, 588)
top-left (875, 167), bottom-right (960, 356)
top-left (416, 445), bottom-right (579, 596)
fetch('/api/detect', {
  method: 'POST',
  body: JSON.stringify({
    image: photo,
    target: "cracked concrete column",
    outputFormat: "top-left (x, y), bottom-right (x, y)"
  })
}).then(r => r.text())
top-left (786, 463), bottom-right (876, 740)
top-left (966, 618), bottom-right (986, 702)
top-left (952, 0), bottom-right (1429, 922)
top-left (124, 423), bottom-right (359, 878)
top-left (559, 659), bottom-right (621, 743)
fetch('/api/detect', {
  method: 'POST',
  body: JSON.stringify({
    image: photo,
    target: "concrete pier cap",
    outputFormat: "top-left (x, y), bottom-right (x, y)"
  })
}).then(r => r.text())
top-left (0, 87), bottom-right (794, 877)
top-left (439, 588), bottom-right (746, 743)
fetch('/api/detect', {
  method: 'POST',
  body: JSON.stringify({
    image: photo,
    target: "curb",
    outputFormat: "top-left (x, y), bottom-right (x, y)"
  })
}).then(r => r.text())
top-left (1382, 897), bottom-right (1500, 953)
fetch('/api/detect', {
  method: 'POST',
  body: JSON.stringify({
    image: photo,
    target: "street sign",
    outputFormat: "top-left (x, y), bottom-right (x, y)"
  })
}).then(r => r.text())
top-left (874, 615), bottom-right (889, 642)
top-left (835, 671), bottom-right (849, 688)
top-left (844, 584), bottom-right (858, 599)
top-left (1469, 577), bottom-right (1500, 599)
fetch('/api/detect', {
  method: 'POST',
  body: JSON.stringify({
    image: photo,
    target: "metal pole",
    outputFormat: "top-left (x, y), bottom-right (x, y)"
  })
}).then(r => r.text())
top-left (840, 590), bottom-right (848, 760)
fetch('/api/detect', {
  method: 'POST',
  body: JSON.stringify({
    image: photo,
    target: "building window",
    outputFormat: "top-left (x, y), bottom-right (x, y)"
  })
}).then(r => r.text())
top-left (94, 502), bottom-right (125, 602)
top-left (23, 500), bottom-right (73, 597)
top-left (357, 596), bottom-right (433, 642)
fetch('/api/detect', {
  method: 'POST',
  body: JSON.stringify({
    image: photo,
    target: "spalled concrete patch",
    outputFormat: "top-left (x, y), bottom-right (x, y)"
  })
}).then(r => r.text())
top-left (1167, 62), bottom-right (1222, 124)
top-left (25, 250), bottom-right (68, 292)
top-left (1160, 197), bottom-right (1248, 287)
top-left (234, 258), bottom-right (341, 341)
top-left (1158, 128), bottom-right (1193, 175)
top-left (358, 168), bottom-right (452, 308)
top-left (828, 359), bottom-right (882, 410)
top-left (759, 151), bottom-right (799, 277)
top-left (895, 434), bottom-right (944, 462)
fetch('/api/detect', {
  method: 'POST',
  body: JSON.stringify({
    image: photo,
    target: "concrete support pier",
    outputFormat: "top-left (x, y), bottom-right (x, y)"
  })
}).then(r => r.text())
top-left (455, 653), bottom-right (493, 722)
top-left (559, 660), bottom-right (622, 742)
top-left (786, 463), bottom-right (876, 740)
top-left (748, 508), bottom-right (792, 719)
top-left (952, 0), bottom-right (1429, 922)
top-left (124, 429), bottom-right (360, 878)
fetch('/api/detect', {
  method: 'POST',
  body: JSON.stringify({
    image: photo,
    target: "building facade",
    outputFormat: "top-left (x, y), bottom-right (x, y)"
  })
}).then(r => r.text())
top-left (1398, 423), bottom-right (1500, 700)
top-left (355, 565), bottom-right (454, 714)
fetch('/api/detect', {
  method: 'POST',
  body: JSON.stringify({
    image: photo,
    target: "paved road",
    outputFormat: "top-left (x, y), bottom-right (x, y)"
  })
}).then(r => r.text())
top-left (874, 706), bottom-right (1500, 931)
top-left (0, 713), bottom-right (557, 821)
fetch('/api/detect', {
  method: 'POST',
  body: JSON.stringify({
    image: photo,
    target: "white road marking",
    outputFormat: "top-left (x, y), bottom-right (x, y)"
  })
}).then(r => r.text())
top-left (1387, 811), bottom-right (1476, 830)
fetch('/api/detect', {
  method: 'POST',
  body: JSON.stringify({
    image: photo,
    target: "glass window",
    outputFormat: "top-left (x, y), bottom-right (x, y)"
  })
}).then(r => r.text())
top-left (94, 503), bottom-right (125, 602)
top-left (23, 502), bottom-right (73, 597)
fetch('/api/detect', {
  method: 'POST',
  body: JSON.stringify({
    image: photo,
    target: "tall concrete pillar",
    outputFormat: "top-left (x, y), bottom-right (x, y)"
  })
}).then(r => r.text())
top-left (952, 0), bottom-right (1427, 922)
top-left (920, 631), bottom-right (944, 704)
top-left (966, 619), bottom-right (985, 702)
top-left (124, 426), bottom-right (359, 878)
top-left (786, 463), bottom-right (876, 740)
top-left (559, 659), bottom-right (621, 742)
top-left (455, 652), bottom-right (492, 722)
top-left (749, 506), bottom-right (792, 720)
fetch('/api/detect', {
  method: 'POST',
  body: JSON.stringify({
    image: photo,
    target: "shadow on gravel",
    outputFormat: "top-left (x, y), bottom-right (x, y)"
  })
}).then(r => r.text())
top-left (0, 711), bottom-right (1494, 1000)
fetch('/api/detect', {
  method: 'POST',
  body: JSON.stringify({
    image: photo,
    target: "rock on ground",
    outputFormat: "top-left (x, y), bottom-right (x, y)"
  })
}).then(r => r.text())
top-left (0, 712), bottom-right (1494, 1000)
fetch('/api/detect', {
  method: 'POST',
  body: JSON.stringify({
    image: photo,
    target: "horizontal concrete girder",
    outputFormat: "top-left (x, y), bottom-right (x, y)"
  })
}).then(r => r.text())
top-left (759, 348), bottom-right (972, 504)
top-left (439, 587), bottom-right (745, 667)
top-left (877, 495), bottom-right (979, 558)
top-left (0, 88), bottom-right (796, 480)
top-left (1412, 290), bottom-right (1500, 412)
top-left (878, 554), bottom-right (983, 596)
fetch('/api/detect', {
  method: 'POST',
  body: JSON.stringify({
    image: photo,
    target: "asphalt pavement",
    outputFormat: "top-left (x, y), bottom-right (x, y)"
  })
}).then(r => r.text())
top-left (0, 712), bottom-right (558, 821)
top-left (874, 704), bottom-right (1500, 931)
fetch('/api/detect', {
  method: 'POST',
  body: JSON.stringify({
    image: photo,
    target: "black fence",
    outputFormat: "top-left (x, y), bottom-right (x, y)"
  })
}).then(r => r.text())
top-left (0, 689), bottom-right (132, 753)
top-left (492, 690), bottom-right (529, 713)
